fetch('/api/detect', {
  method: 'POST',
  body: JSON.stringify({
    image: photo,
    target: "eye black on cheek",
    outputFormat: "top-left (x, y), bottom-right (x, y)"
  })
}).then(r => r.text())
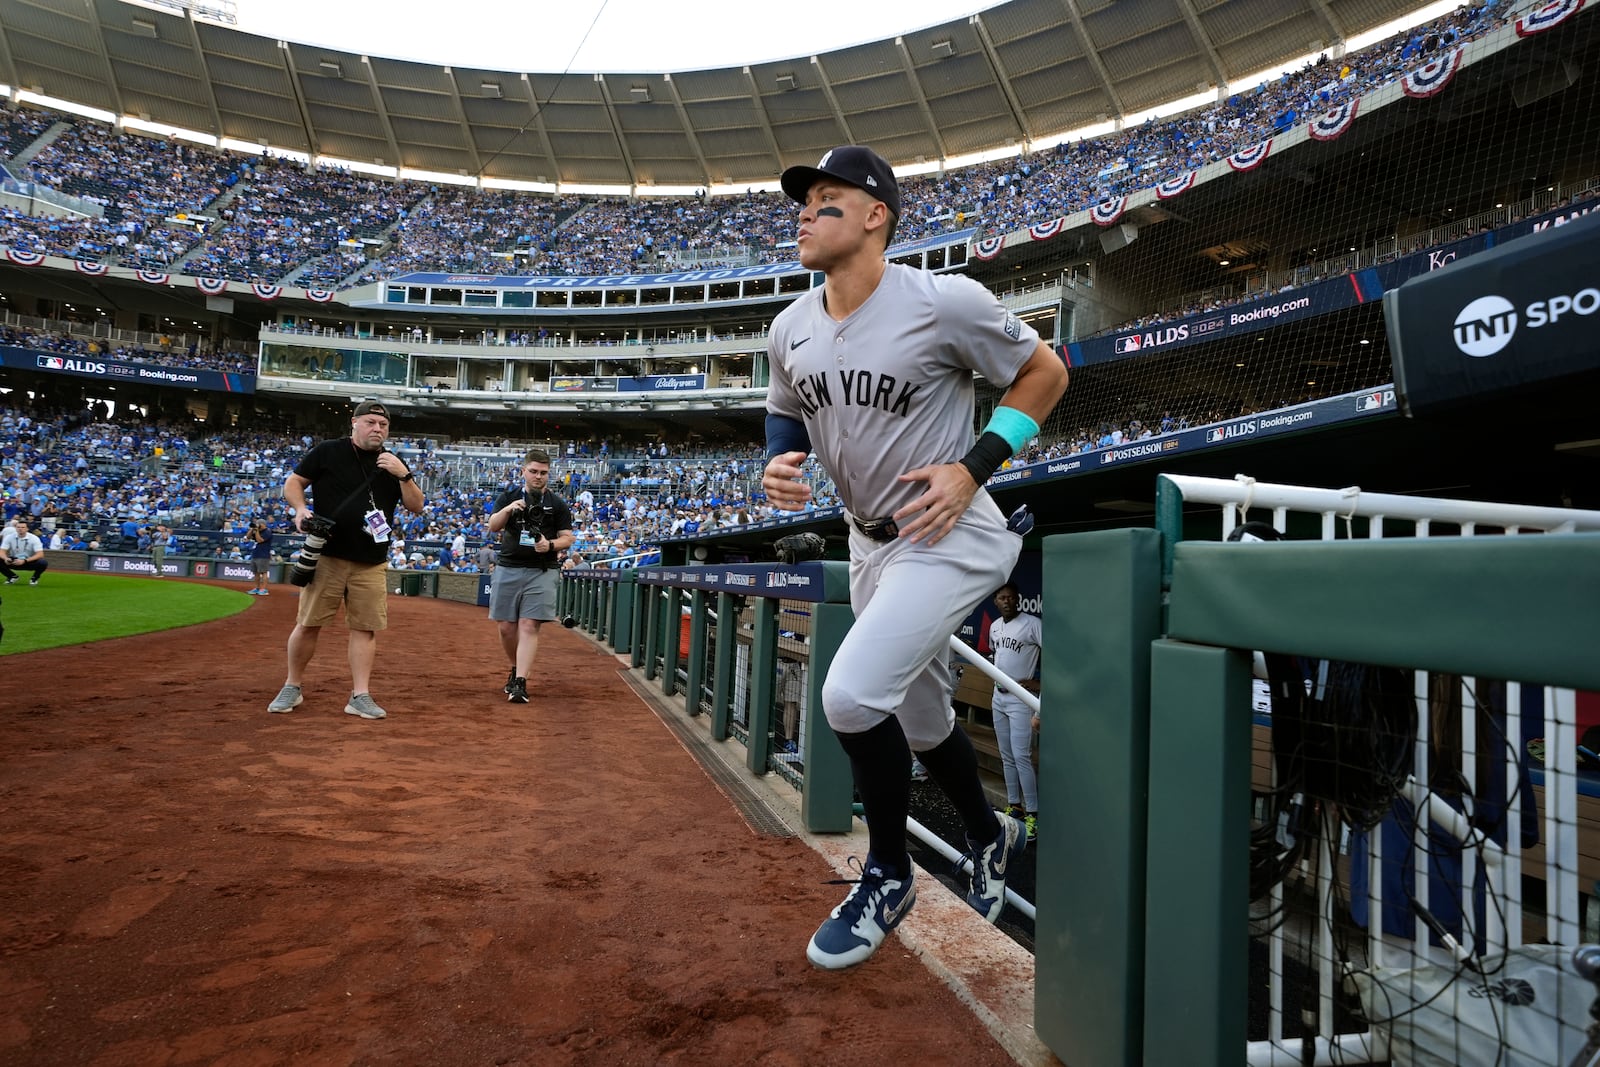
top-left (815, 206), bottom-right (844, 218)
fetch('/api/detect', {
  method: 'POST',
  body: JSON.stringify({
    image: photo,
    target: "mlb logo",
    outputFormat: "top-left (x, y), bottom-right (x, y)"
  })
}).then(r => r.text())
top-left (1115, 334), bottom-right (1142, 354)
top-left (37, 356), bottom-right (65, 370)
top-left (1206, 428), bottom-right (1225, 443)
top-left (1358, 391), bottom-right (1392, 412)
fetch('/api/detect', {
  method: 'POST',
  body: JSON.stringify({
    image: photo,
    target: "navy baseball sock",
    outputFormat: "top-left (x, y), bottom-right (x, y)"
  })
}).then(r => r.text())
top-left (915, 726), bottom-right (1003, 845)
top-left (834, 717), bottom-right (913, 881)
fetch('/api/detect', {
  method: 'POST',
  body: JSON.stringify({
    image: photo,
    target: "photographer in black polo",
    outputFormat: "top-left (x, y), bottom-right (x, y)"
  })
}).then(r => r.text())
top-left (487, 449), bottom-right (574, 704)
top-left (266, 400), bottom-right (424, 720)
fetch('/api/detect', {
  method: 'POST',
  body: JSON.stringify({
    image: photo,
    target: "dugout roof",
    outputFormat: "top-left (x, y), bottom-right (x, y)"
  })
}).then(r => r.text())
top-left (0, 0), bottom-right (1424, 186)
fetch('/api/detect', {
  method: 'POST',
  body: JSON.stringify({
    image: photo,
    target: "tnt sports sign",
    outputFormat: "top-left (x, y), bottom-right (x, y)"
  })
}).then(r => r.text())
top-left (1452, 289), bottom-right (1600, 357)
top-left (1387, 209), bottom-right (1600, 414)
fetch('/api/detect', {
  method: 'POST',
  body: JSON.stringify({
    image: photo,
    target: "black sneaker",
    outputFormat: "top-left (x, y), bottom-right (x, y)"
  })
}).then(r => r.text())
top-left (503, 667), bottom-right (517, 694)
top-left (507, 677), bottom-right (529, 704)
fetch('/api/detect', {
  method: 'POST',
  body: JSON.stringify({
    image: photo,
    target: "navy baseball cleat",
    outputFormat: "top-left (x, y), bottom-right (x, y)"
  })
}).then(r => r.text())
top-left (965, 811), bottom-right (1026, 922)
top-left (806, 854), bottom-right (915, 970)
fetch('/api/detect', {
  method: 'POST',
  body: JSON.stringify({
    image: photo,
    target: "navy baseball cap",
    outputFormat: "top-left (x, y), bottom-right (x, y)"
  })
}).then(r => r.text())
top-left (781, 145), bottom-right (901, 218)
top-left (352, 400), bottom-right (389, 419)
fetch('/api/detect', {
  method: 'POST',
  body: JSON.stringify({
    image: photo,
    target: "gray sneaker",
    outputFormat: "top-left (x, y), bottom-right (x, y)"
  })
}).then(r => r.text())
top-left (267, 684), bottom-right (303, 713)
top-left (344, 693), bottom-right (387, 720)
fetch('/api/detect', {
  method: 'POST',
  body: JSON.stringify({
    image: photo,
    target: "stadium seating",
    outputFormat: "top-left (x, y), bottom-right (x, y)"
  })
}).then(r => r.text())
top-left (0, 2), bottom-right (1508, 285)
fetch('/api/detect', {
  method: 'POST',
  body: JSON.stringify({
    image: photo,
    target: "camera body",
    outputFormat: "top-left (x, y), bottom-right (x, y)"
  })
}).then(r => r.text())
top-left (288, 514), bottom-right (338, 587)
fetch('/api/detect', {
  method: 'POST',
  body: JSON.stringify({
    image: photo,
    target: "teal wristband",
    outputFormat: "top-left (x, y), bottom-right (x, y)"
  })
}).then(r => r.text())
top-left (983, 406), bottom-right (1040, 453)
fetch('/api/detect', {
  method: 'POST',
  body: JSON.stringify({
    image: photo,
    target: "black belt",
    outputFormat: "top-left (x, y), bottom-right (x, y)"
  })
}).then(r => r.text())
top-left (852, 516), bottom-right (899, 542)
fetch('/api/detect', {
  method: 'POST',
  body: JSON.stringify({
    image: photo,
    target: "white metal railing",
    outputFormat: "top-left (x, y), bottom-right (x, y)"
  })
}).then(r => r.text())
top-left (1161, 474), bottom-right (1600, 1067)
top-left (942, 633), bottom-right (1039, 921)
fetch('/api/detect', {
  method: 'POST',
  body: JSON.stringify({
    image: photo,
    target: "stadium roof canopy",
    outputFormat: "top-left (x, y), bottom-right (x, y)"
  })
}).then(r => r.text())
top-left (0, 0), bottom-right (1429, 189)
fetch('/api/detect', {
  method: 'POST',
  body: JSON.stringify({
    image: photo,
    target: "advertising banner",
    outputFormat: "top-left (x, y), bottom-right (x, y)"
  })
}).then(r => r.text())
top-left (210, 561), bottom-right (259, 582)
top-left (1387, 210), bottom-right (1600, 414)
top-left (2, 347), bottom-right (255, 393)
top-left (86, 555), bottom-right (187, 578)
top-left (548, 376), bottom-right (591, 392)
top-left (1062, 276), bottom-right (1378, 367)
top-left (636, 561), bottom-right (829, 602)
top-left (1060, 203), bottom-right (1598, 370)
top-left (616, 373), bottom-right (706, 392)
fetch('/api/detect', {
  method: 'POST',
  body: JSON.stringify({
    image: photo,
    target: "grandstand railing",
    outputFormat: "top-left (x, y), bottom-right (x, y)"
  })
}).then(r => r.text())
top-left (0, 310), bottom-right (236, 360)
top-left (1165, 173), bottom-right (1598, 335)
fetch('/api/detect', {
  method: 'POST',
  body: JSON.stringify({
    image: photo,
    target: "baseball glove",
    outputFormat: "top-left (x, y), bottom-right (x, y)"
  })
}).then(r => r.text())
top-left (773, 531), bottom-right (827, 564)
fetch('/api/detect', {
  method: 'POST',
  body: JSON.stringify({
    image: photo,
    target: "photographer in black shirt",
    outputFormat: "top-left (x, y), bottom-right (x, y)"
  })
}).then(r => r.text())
top-left (266, 400), bottom-right (424, 720)
top-left (486, 449), bottom-right (574, 705)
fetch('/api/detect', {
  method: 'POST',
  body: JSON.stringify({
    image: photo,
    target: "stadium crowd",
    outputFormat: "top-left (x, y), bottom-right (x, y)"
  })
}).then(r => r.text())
top-left (0, 399), bottom-right (863, 571)
top-left (5, 370), bottom-right (1270, 576)
top-left (0, 1), bottom-right (1510, 286)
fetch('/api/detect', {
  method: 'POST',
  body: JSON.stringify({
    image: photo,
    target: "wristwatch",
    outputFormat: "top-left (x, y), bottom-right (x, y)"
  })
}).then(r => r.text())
top-left (399, 470), bottom-right (414, 482)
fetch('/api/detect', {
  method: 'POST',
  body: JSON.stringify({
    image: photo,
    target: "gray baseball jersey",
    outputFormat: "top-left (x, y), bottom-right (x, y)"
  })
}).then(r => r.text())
top-left (766, 264), bottom-right (1041, 520)
top-left (988, 611), bottom-right (1042, 708)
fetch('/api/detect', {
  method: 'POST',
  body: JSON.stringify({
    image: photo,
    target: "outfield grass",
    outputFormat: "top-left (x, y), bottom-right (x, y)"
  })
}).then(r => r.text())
top-left (0, 572), bottom-right (255, 656)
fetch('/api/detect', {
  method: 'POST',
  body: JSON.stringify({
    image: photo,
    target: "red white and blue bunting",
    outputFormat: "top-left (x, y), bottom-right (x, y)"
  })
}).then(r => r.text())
top-left (304, 289), bottom-right (337, 303)
top-left (970, 235), bottom-right (1005, 261)
top-left (1089, 196), bottom-right (1127, 226)
top-left (251, 283), bottom-right (282, 301)
top-left (1226, 140), bottom-right (1272, 171)
top-left (1027, 217), bottom-right (1065, 241)
top-left (5, 248), bottom-right (45, 266)
top-left (1308, 100), bottom-right (1360, 142)
top-left (136, 269), bottom-right (171, 286)
top-left (1401, 48), bottom-right (1464, 98)
top-left (194, 277), bottom-right (229, 295)
top-left (73, 259), bottom-right (109, 275)
top-left (1517, 0), bottom-right (1584, 37)
top-left (1154, 172), bottom-right (1196, 200)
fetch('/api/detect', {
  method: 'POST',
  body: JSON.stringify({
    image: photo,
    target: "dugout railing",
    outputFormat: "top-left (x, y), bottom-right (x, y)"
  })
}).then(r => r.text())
top-left (1034, 475), bottom-right (1600, 1067)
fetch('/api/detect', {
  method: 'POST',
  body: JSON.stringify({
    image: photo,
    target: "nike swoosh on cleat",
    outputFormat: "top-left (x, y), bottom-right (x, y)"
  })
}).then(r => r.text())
top-left (884, 888), bottom-right (915, 925)
top-left (790, 337), bottom-right (810, 350)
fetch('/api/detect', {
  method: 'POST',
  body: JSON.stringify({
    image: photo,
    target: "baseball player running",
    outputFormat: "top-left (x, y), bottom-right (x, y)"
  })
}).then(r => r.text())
top-left (762, 145), bottom-right (1069, 969)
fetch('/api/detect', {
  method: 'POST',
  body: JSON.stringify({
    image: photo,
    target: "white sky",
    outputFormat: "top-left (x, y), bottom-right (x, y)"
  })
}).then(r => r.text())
top-left (229, 0), bottom-right (1008, 73)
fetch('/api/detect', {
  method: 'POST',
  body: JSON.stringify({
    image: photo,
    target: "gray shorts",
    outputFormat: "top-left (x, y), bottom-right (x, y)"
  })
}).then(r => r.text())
top-left (489, 566), bottom-right (558, 622)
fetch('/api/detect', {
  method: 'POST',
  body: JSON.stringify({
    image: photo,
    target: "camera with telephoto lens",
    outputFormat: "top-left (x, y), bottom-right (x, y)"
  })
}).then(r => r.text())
top-left (289, 514), bottom-right (337, 587)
